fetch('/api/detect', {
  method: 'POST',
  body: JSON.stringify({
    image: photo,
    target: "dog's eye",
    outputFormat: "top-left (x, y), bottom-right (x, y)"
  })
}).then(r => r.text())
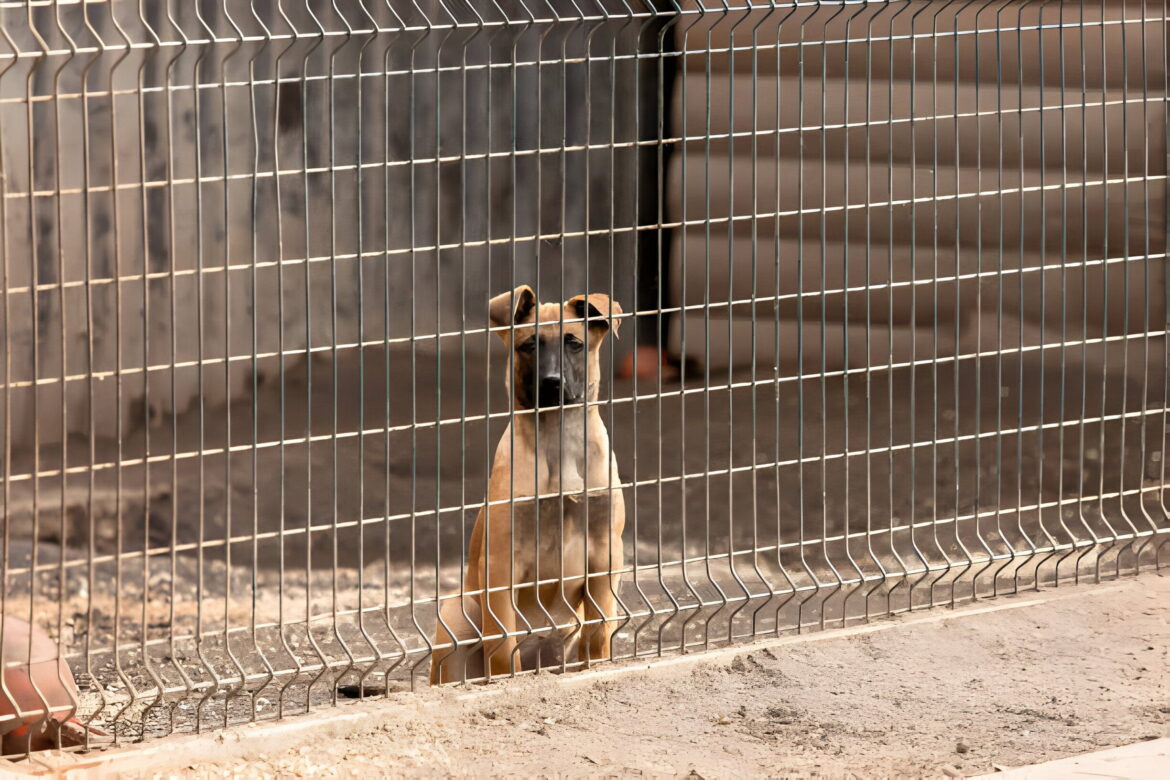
top-left (515, 338), bottom-right (536, 353)
top-left (564, 334), bottom-right (584, 350)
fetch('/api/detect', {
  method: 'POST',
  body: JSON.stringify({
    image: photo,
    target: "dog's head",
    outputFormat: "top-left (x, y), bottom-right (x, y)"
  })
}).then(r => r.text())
top-left (488, 285), bottom-right (623, 411)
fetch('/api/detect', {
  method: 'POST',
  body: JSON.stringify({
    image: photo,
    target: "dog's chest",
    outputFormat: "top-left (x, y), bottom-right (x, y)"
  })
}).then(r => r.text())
top-left (512, 492), bottom-right (613, 578)
top-left (536, 426), bottom-right (588, 494)
top-left (516, 411), bottom-right (614, 494)
top-left (509, 417), bottom-right (617, 575)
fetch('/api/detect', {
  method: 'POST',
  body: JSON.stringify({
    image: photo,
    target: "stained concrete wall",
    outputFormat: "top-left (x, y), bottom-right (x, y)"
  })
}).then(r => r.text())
top-left (0, 0), bottom-right (646, 453)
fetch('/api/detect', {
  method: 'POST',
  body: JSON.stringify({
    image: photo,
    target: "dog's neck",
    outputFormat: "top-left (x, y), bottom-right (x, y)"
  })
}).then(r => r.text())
top-left (513, 406), bottom-right (606, 495)
top-left (515, 405), bottom-right (591, 456)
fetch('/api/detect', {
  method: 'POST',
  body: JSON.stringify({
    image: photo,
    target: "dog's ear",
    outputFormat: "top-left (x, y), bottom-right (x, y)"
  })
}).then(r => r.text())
top-left (567, 293), bottom-right (623, 341)
top-left (488, 285), bottom-right (537, 340)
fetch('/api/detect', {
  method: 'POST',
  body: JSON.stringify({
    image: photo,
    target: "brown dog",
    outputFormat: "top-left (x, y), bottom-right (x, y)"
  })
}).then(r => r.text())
top-left (429, 286), bottom-right (626, 684)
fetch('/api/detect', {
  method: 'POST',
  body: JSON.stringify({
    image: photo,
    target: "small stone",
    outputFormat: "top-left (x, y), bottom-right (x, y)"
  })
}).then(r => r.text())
top-left (714, 714), bottom-right (733, 725)
top-left (956, 741), bottom-right (970, 754)
top-left (766, 706), bottom-right (799, 724)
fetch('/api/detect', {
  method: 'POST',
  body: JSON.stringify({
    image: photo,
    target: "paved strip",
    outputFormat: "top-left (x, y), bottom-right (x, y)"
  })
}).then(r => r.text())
top-left (977, 737), bottom-right (1170, 779)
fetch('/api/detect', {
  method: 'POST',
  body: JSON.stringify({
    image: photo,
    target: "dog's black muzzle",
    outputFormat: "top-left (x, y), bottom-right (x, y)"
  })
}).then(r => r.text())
top-left (533, 343), bottom-right (582, 408)
top-left (538, 376), bottom-right (566, 408)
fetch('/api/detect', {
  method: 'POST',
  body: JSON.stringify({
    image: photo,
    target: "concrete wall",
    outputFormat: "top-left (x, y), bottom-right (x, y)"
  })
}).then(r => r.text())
top-left (0, 0), bottom-right (645, 452)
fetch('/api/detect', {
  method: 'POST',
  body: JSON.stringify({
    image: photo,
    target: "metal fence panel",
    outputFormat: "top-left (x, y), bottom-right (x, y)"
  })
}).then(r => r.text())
top-left (0, 0), bottom-right (1166, 750)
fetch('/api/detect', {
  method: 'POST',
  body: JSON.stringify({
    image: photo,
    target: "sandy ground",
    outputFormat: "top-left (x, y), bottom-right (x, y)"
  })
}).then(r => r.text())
top-left (107, 573), bottom-right (1170, 779)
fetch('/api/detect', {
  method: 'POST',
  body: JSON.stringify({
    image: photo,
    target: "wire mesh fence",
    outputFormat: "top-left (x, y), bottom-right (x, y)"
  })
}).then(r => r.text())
top-left (0, 0), bottom-right (1166, 750)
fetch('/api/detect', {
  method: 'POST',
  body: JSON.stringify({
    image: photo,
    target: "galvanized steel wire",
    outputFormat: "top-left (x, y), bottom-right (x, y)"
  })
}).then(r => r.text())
top-left (0, 0), bottom-right (1166, 749)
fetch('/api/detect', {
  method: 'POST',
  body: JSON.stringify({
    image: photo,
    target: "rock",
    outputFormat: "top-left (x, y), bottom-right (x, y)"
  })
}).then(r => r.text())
top-left (766, 706), bottom-right (799, 724)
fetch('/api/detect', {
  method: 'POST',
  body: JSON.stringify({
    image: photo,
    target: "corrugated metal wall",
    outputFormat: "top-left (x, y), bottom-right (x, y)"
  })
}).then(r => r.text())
top-left (667, 0), bottom-right (1167, 379)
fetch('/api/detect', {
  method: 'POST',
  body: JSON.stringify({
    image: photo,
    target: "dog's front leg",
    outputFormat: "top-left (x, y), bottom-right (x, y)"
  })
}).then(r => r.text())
top-left (583, 573), bottom-right (618, 664)
top-left (584, 527), bottom-right (625, 664)
top-left (482, 586), bottom-right (520, 677)
top-left (481, 517), bottom-right (523, 678)
top-left (581, 487), bottom-right (625, 664)
top-left (584, 566), bottom-right (625, 662)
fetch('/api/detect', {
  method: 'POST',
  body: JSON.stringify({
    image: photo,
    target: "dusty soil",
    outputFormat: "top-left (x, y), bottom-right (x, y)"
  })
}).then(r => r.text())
top-left (130, 573), bottom-right (1170, 779)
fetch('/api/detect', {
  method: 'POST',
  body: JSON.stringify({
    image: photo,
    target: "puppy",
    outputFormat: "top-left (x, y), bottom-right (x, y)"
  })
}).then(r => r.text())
top-left (429, 285), bottom-right (626, 684)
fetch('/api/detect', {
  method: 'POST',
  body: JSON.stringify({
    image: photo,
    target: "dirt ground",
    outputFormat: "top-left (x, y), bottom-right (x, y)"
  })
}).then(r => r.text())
top-left (118, 573), bottom-right (1170, 779)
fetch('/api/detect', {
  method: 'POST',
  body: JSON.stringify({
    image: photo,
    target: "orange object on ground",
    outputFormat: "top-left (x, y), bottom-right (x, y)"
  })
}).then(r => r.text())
top-left (616, 345), bottom-right (679, 381)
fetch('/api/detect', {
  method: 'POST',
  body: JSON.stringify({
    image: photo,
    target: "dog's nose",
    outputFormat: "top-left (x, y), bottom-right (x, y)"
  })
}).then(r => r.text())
top-left (538, 377), bottom-right (563, 407)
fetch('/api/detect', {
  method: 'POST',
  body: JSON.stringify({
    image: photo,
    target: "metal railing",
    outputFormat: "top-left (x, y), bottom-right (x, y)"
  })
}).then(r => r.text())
top-left (0, 0), bottom-right (1166, 750)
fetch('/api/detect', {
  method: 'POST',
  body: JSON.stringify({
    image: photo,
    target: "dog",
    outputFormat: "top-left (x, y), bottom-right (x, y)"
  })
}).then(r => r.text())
top-left (429, 285), bottom-right (626, 684)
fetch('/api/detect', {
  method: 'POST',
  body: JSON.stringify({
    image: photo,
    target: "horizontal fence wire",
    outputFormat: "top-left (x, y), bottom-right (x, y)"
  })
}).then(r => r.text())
top-left (0, 0), bottom-right (1167, 750)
